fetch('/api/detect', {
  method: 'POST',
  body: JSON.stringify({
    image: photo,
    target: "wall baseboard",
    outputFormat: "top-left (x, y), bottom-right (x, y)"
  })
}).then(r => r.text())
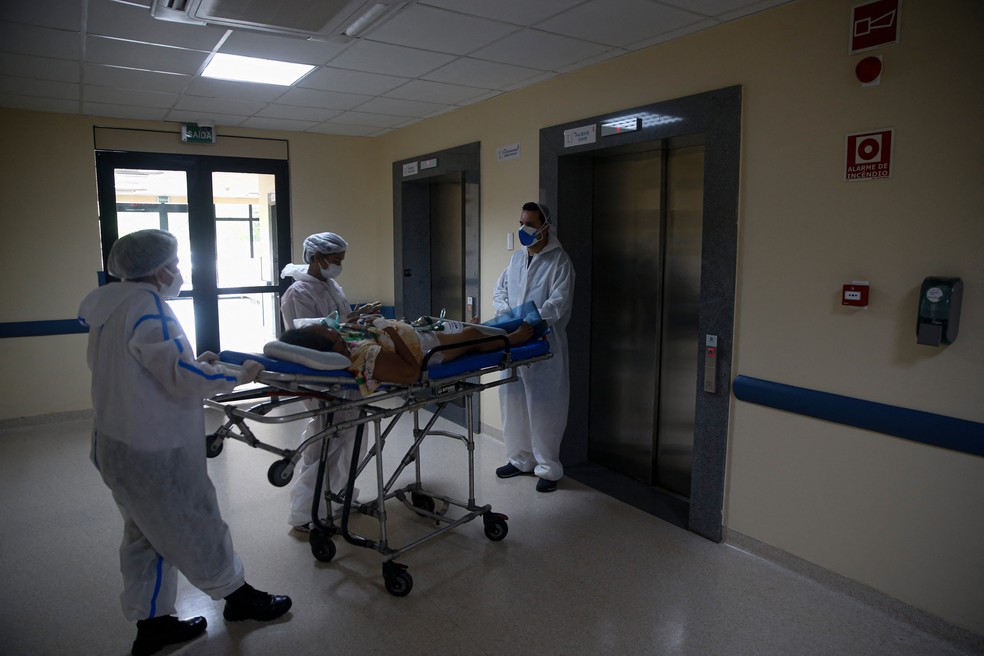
top-left (725, 529), bottom-right (984, 651)
top-left (0, 409), bottom-right (93, 430)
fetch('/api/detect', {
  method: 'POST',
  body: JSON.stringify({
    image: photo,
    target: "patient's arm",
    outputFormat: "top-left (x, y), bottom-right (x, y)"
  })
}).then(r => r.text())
top-left (371, 326), bottom-right (420, 384)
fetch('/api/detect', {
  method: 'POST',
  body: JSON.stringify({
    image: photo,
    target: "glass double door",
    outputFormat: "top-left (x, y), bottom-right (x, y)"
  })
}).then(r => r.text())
top-left (95, 151), bottom-right (291, 354)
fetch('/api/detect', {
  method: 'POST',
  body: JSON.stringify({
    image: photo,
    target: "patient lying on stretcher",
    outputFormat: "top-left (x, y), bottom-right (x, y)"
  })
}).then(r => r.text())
top-left (279, 317), bottom-right (534, 394)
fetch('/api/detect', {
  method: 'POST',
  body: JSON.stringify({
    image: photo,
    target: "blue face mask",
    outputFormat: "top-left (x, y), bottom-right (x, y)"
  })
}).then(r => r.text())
top-left (518, 224), bottom-right (545, 247)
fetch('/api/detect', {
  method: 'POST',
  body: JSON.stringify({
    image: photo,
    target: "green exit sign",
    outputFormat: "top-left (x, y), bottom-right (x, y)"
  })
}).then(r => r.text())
top-left (181, 124), bottom-right (216, 144)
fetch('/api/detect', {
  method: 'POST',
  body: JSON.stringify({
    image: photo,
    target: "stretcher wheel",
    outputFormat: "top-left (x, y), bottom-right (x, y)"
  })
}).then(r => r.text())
top-left (383, 562), bottom-right (413, 597)
top-left (267, 460), bottom-right (293, 487)
top-left (309, 530), bottom-right (336, 562)
top-left (205, 433), bottom-right (223, 458)
top-left (410, 492), bottom-right (435, 515)
top-left (483, 514), bottom-right (509, 541)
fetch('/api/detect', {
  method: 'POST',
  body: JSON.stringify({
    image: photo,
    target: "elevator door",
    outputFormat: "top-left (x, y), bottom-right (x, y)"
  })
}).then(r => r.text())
top-left (588, 144), bottom-right (704, 497)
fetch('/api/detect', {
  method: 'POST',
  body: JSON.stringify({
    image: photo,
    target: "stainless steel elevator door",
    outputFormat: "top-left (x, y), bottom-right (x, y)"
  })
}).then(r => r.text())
top-left (587, 145), bottom-right (704, 497)
top-left (429, 177), bottom-right (464, 320)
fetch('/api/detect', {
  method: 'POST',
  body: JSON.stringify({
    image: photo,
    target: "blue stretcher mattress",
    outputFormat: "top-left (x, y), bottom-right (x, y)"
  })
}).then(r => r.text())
top-left (219, 338), bottom-right (549, 382)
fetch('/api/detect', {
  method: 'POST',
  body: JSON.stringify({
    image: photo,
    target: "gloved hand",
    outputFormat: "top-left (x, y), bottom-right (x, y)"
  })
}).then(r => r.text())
top-left (371, 316), bottom-right (390, 330)
top-left (196, 350), bottom-right (220, 363)
top-left (236, 359), bottom-right (265, 384)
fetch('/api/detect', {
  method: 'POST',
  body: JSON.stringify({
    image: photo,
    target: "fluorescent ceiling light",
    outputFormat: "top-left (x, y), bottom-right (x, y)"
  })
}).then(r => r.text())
top-left (202, 53), bottom-right (314, 86)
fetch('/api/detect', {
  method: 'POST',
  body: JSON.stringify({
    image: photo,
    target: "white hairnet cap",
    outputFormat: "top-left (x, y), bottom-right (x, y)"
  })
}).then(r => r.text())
top-left (302, 232), bottom-right (348, 263)
top-left (107, 229), bottom-right (178, 279)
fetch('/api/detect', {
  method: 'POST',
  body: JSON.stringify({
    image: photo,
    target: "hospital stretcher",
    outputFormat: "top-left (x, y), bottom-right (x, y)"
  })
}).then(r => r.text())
top-left (204, 333), bottom-right (551, 596)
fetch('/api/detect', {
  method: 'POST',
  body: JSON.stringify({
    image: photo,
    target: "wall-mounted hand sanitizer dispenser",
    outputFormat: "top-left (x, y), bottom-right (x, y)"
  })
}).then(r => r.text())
top-left (916, 277), bottom-right (963, 346)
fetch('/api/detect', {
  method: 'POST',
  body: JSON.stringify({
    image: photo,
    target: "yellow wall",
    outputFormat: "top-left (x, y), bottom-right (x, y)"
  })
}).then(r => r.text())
top-left (1, 0), bottom-right (982, 636)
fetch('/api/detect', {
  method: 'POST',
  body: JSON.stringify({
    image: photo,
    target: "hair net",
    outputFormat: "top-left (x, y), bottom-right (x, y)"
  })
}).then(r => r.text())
top-left (302, 232), bottom-right (348, 263)
top-left (107, 229), bottom-right (179, 279)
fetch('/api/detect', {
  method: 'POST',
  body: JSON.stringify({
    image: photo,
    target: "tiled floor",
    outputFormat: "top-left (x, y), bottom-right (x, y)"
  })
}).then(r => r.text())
top-left (1, 409), bottom-right (979, 656)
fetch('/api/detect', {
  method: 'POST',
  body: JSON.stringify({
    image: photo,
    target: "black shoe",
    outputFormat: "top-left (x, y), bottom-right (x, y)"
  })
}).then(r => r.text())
top-left (132, 615), bottom-right (206, 656)
top-left (495, 463), bottom-right (527, 478)
top-left (223, 583), bottom-right (292, 622)
top-left (536, 477), bottom-right (558, 493)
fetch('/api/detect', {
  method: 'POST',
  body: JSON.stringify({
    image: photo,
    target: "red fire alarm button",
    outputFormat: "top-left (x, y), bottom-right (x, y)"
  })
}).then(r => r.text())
top-left (842, 282), bottom-right (870, 307)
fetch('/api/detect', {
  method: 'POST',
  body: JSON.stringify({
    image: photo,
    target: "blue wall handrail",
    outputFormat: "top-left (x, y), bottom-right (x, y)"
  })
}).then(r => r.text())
top-left (733, 375), bottom-right (984, 458)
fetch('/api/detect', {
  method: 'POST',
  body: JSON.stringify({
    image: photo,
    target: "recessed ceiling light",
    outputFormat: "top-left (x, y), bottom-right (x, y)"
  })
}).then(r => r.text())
top-left (202, 53), bottom-right (315, 86)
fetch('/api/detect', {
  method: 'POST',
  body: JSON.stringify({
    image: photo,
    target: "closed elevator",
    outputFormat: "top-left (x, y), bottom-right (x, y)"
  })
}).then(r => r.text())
top-left (588, 143), bottom-right (704, 498)
top-left (541, 87), bottom-right (740, 541)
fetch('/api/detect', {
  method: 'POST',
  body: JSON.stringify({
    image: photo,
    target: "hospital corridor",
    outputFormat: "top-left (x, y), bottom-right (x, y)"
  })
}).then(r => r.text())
top-left (2, 0), bottom-right (983, 654)
top-left (0, 411), bottom-right (978, 656)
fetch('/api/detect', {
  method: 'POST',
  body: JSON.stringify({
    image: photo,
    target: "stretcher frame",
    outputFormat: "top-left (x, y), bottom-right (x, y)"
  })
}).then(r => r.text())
top-left (205, 335), bottom-right (551, 596)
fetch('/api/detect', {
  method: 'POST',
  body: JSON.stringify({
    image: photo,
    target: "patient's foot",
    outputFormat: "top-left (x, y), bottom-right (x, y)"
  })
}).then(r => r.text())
top-left (508, 322), bottom-right (534, 346)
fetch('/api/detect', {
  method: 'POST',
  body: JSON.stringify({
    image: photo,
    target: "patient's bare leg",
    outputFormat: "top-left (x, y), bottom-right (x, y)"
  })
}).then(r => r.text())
top-left (435, 324), bottom-right (532, 362)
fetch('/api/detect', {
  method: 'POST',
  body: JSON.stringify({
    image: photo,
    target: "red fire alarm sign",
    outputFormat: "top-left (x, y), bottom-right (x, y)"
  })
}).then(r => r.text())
top-left (845, 128), bottom-right (893, 181)
top-left (850, 0), bottom-right (900, 53)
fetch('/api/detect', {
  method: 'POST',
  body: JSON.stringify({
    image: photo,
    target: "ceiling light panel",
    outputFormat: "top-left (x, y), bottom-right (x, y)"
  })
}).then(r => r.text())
top-left (201, 53), bottom-right (315, 85)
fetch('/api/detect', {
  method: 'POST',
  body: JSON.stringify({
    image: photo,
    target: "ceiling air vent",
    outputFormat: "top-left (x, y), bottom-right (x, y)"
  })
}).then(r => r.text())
top-left (149, 0), bottom-right (403, 39)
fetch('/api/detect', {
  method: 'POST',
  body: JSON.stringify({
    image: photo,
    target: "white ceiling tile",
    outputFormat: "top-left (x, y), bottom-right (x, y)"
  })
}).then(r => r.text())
top-left (501, 71), bottom-right (556, 91)
top-left (183, 77), bottom-right (289, 102)
top-left (384, 79), bottom-right (491, 104)
top-left (83, 101), bottom-right (169, 121)
top-left (174, 94), bottom-right (267, 115)
top-left (364, 5), bottom-right (519, 55)
top-left (308, 122), bottom-right (380, 136)
top-left (0, 77), bottom-right (78, 100)
top-left (422, 57), bottom-right (544, 89)
top-left (0, 0), bottom-right (81, 31)
top-left (327, 40), bottom-right (456, 77)
top-left (298, 67), bottom-right (409, 95)
top-left (83, 64), bottom-right (191, 93)
top-left (0, 0), bottom-right (796, 134)
top-left (659, 0), bottom-right (777, 18)
top-left (354, 96), bottom-right (448, 117)
top-left (166, 109), bottom-right (249, 127)
top-left (240, 116), bottom-right (318, 131)
top-left (0, 93), bottom-right (78, 113)
top-left (219, 30), bottom-right (350, 65)
top-left (0, 53), bottom-right (79, 83)
top-left (86, 36), bottom-right (209, 75)
top-left (255, 104), bottom-right (343, 121)
top-left (87, 0), bottom-right (227, 51)
top-left (717, 0), bottom-right (795, 21)
top-left (555, 48), bottom-right (627, 74)
top-left (627, 18), bottom-right (719, 50)
top-left (329, 111), bottom-right (421, 128)
top-left (275, 86), bottom-right (372, 110)
top-left (84, 85), bottom-right (177, 108)
top-left (0, 23), bottom-right (80, 60)
top-left (537, 0), bottom-right (703, 47)
top-left (471, 29), bottom-right (611, 70)
top-left (420, 0), bottom-right (586, 26)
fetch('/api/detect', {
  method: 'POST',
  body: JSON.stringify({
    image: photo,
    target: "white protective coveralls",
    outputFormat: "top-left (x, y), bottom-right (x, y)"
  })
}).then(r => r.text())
top-left (280, 265), bottom-right (363, 526)
top-left (492, 234), bottom-right (575, 481)
top-left (79, 281), bottom-right (253, 621)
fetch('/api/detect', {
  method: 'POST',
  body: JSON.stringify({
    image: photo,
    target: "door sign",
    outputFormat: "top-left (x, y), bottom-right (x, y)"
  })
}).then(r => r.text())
top-left (845, 128), bottom-right (894, 181)
top-left (850, 0), bottom-right (900, 53)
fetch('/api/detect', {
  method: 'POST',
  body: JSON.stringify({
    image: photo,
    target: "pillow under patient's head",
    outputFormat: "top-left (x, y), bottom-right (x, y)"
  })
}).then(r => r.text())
top-left (263, 340), bottom-right (351, 370)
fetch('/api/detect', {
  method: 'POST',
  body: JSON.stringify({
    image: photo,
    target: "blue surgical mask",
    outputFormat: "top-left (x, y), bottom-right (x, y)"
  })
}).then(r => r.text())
top-left (518, 224), bottom-right (545, 247)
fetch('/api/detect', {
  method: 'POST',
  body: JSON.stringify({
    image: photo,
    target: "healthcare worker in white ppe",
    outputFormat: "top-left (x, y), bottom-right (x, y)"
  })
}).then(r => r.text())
top-left (280, 231), bottom-right (379, 530)
top-left (79, 229), bottom-right (292, 656)
top-left (493, 202), bottom-right (575, 493)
